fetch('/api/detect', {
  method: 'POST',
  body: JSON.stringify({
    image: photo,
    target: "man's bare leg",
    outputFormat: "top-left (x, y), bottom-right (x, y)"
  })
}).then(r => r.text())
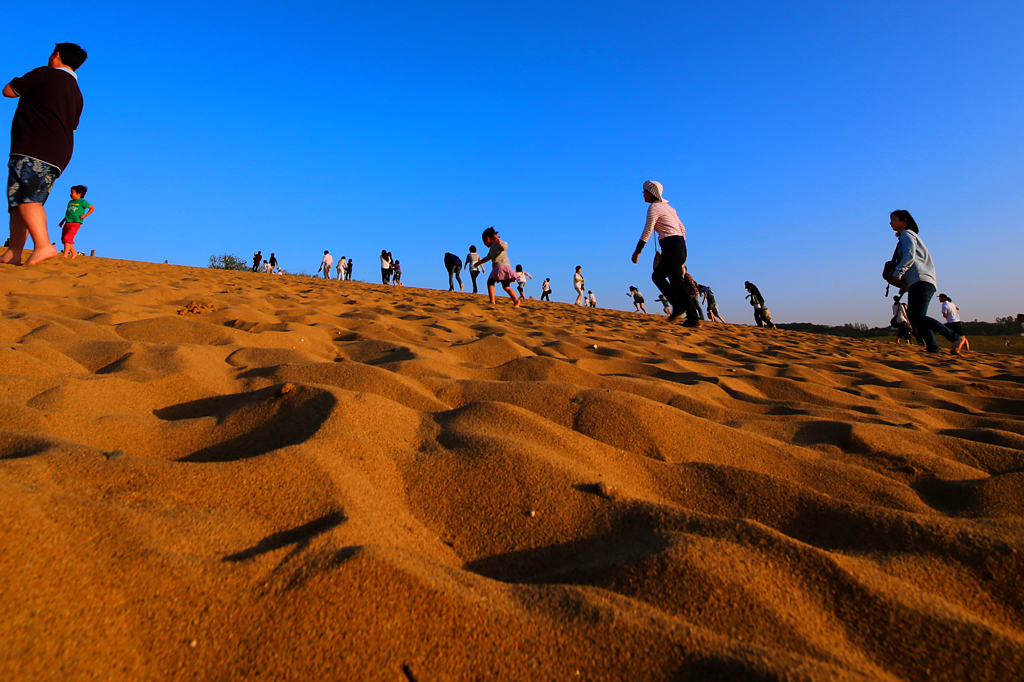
top-left (1, 209), bottom-right (29, 265)
top-left (14, 203), bottom-right (58, 265)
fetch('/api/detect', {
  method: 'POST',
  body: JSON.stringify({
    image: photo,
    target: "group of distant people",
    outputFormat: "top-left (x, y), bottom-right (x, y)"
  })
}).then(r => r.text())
top-left (252, 250), bottom-right (281, 274)
top-left (0, 42), bottom-right (979, 361)
top-left (891, 291), bottom-right (962, 347)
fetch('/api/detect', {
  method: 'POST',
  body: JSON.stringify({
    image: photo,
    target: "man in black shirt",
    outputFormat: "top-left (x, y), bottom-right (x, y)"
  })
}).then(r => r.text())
top-left (3, 43), bottom-right (86, 266)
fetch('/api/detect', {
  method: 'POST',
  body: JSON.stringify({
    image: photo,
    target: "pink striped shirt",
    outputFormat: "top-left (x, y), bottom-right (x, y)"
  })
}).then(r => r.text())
top-left (639, 201), bottom-right (686, 244)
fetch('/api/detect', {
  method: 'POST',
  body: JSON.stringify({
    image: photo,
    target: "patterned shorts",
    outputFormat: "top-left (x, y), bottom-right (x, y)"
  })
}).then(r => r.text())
top-left (7, 155), bottom-right (61, 211)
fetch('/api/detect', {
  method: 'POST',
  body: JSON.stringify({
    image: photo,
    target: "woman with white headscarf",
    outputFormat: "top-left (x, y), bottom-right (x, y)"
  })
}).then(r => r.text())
top-left (631, 180), bottom-right (700, 325)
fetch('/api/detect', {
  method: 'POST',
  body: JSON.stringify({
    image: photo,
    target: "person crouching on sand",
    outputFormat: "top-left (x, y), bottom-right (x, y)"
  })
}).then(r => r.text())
top-left (631, 180), bottom-right (700, 326)
top-left (886, 210), bottom-right (969, 355)
top-left (475, 227), bottom-right (520, 308)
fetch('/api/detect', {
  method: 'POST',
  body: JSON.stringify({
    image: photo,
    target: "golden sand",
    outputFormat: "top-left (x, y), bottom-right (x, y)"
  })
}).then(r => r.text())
top-left (1, 253), bottom-right (1022, 680)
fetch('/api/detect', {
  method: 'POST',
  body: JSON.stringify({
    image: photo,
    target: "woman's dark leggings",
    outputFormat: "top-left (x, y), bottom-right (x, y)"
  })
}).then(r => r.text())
top-left (652, 236), bottom-right (699, 319)
top-left (470, 270), bottom-right (480, 293)
top-left (907, 281), bottom-right (961, 352)
top-left (541, 290), bottom-right (551, 301)
top-left (448, 265), bottom-right (463, 291)
top-left (381, 268), bottom-right (390, 284)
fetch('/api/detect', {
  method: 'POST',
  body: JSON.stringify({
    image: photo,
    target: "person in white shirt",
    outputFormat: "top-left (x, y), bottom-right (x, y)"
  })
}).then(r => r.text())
top-left (540, 278), bottom-right (552, 301)
top-left (573, 266), bottom-right (585, 304)
top-left (587, 291), bottom-right (596, 308)
top-left (318, 250), bottom-right (333, 279)
top-left (336, 256), bottom-right (347, 280)
top-left (892, 295), bottom-right (914, 345)
top-left (630, 180), bottom-right (699, 325)
top-left (515, 264), bottom-right (533, 297)
top-left (465, 245), bottom-right (485, 293)
top-left (937, 293), bottom-right (962, 336)
top-left (380, 250), bottom-right (392, 284)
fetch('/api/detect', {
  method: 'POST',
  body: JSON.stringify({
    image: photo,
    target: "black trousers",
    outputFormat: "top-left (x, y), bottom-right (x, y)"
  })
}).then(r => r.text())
top-left (470, 270), bottom-right (480, 293)
top-left (651, 236), bottom-right (699, 319)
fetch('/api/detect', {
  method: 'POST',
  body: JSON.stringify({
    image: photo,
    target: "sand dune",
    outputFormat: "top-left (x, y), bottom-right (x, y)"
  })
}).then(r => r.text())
top-left (1, 252), bottom-right (1022, 680)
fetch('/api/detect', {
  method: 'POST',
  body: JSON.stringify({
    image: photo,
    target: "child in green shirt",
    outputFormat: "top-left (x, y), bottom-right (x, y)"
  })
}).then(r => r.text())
top-left (58, 184), bottom-right (94, 258)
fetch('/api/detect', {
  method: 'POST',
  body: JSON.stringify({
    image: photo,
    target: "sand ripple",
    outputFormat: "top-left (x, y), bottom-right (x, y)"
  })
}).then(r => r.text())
top-left (1, 255), bottom-right (1022, 680)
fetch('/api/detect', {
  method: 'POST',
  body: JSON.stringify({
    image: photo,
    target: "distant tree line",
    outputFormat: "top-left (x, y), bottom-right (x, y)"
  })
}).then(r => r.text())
top-left (778, 318), bottom-right (1022, 338)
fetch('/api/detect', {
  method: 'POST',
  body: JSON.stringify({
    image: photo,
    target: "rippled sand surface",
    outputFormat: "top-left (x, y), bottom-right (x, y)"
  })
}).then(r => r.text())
top-left (2, 253), bottom-right (1022, 680)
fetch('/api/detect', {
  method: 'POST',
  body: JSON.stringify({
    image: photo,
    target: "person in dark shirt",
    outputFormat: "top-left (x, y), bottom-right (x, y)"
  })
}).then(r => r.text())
top-left (744, 281), bottom-right (776, 329)
top-left (444, 252), bottom-right (463, 291)
top-left (3, 43), bottom-right (87, 266)
top-left (698, 283), bottom-right (724, 322)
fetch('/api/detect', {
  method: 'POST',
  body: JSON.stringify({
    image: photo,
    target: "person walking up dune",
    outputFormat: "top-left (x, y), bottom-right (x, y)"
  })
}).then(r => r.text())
top-left (698, 284), bottom-right (724, 322)
top-left (318, 250), bottom-right (332, 279)
top-left (884, 210), bottom-right (968, 355)
top-left (474, 227), bottom-right (520, 308)
top-left (515, 264), bottom-right (532, 298)
top-left (573, 266), bottom-right (585, 304)
top-left (892, 295), bottom-right (914, 345)
top-left (541, 278), bottom-right (552, 301)
top-left (3, 43), bottom-right (88, 266)
top-left (466, 245), bottom-right (485, 293)
top-left (380, 250), bottom-right (392, 284)
top-left (444, 252), bottom-right (463, 291)
top-left (628, 286), bottom-right (648, 313)
top-left (630, 181), bottom-right (699, 326)
top-left (938, 293), bottom-right (962, 336)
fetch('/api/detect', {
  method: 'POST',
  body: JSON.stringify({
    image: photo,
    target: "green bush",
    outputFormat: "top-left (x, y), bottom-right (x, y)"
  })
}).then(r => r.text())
top-left (208, 254), bottom-right (250, 271)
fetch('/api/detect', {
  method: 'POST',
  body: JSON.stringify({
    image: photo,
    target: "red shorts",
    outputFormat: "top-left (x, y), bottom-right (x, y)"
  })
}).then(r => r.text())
top-left (61, 222), bottom-right (82, 245)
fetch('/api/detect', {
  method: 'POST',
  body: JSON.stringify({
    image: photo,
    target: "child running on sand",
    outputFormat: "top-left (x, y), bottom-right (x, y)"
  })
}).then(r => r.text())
top-left (541, 278), bottom-right (552, 301)
top-left (628, 286), bottom-right (648, 313)
top-left (515, 264), bottom-right (532, 297)
top-left (392, 260), bottom-right (403, 286)
top-left (474, 227), bottom-right (520, 308)
top-left (58, 184), bottom-right (93, 258)
top-left (655, 294), bottom-right (671, 314)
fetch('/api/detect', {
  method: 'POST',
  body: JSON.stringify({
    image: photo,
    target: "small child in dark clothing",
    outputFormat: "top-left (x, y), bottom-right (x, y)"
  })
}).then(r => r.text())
top-left (58, 184), bottom-right (93, 259)
top-left (393, 260), bottom-right (403, 286)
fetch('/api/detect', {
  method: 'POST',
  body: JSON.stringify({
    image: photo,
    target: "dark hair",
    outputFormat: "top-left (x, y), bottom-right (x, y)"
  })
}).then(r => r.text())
top-left (482, 227), bottom-right (497, 241)
top-left (1017, 313), bottom-right (1024, 320)
top-left (70, 184), bottom-right (88, 196)
top-left (54, 43), bottom-right (88, 70)
top-left (890, 210), bottom-right (920, 233)
top-left (324, 250), bottom-right (329, 254)
top-left (938, 293), bottom-right (949, 300)
top-left (381, 249), bottom-right (387, 256)
top-left (469, 245), bottom-right (477, 253)
top-left (893, 296), bottom-right (901, 302)
top-left (575, 265), bottom-right (582, 272)
top-left (515, 264), bottom-right (523, 272)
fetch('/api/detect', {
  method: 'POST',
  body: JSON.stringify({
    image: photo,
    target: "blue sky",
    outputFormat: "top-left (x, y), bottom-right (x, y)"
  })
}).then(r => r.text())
top-left (5, 1), bottom-right (1022, 325)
